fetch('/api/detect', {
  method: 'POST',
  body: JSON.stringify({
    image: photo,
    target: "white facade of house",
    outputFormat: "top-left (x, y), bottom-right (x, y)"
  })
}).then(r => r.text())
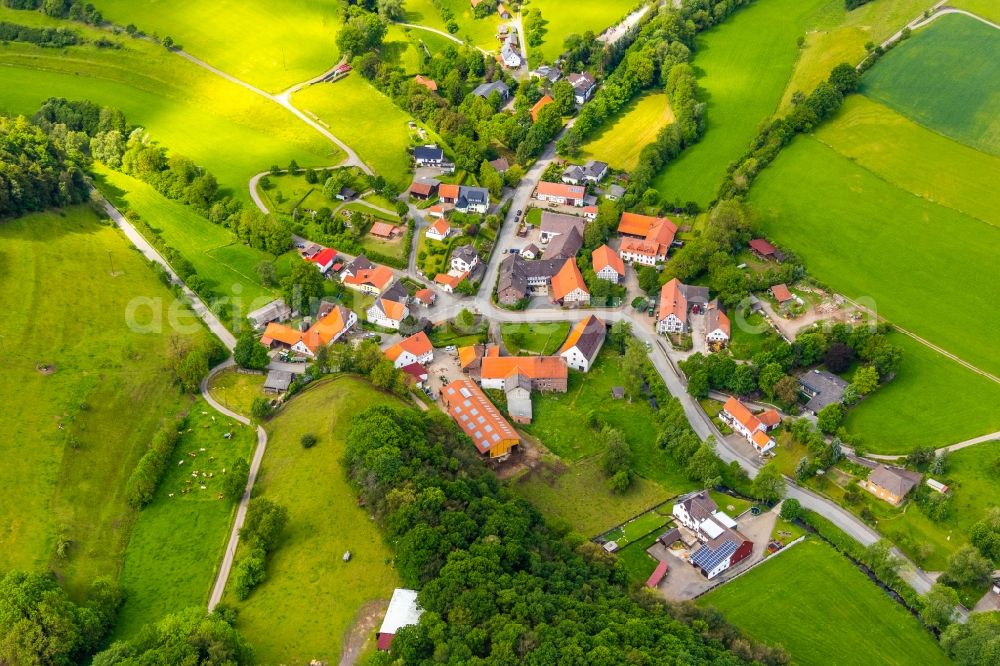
top-left (561, 288), bottom-right (590, 305)
top-left (536, 192), bottom-right (584, 207)
top-left (426, 224), bottom-right (451, 242)
top-left (595, 266), bottom-right (622, 283)
top-left (451, 254), bottom-right (480, 274)
top-left (391, 348), bottom-right (433, 369)
top-left (619, 248), bottom-right (663, 267)
top-left (366, 302), bottom-right (408, 330)
top-left (657, 313), bottom-right (686, 334)
top-left (560, 346), bottom-right (596, 372)
top-left (706, 327), bottom-right (730, 343)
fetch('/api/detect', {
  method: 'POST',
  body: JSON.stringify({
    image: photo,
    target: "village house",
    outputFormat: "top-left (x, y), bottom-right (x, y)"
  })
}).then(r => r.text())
top-left (558, 315), bottom-right (606, 372)
top-left (496, 254), bottom-right (566, 305)
top-left (413, 288), bottom-right (436, 307)
top-left (384, 331), bottom-right (434, 369)
top-left (366, 281), bottom-right (410, 330)
top-left (341, 256), bottom-right (395, 295)
top-left (543, 226), bottom-right (583, 260)
top-left (425, 217), bottom-right (452, 242)
top-left (530, 94), bottom-right (554, 122)
top-left (458, 343), bottom-right (496, 379)
top-left (413, 145), bottom-right (446, 167)
top-left (401, 363), bottom-right (429, 388)
top-left (673, 491), bottom-right (753, 579)
top-left (247, 299), bottom-right (292, 330)
top-left (592, 244), bottom-right (624, 283)
top-left (307, 247), bottom-right (337, 274)
top-left (535, 181), bottom-right (586, 207)
top-left (719, 397), bottom-right (778, 455)
top-left (442, 379), bottom-right (520, 458)
top-left (799, 369), bottom-right (849, 415)
top-left (439, 184), bottom-right (490, 214)
top-left (540, 211), bottom-right (586, 244)
top-left (617, 212), bottom-right (678, 266)
top-left (450, 244), bottom-right (480, 274)
top-left (655, 278), bottom-right (710, 334)
top-left (550, 259), bottom-right (590, 306)
top-left (862, 465), bottom-right (923, 506)
top-left (532, 64), bottom-right (562, 83)
top-left (260, 303), bottom-right (357, 358)
top-left (376, 589), bottom-right (423, 652)
top-left (481, 355), bottom-right (569, 392)
top-left (561, 160), bottom-right (608, 185)
top-left (567, 72), bottom-right (597, 104)
top-left (472, 79), bottom-right (510, 101)
top-left (488, 157), bottom-right (509, 174)
top-left (520, 242), bottom-right (540, 260)
top-left (409, 178), bottom-right (439, 200)
top-left (501, 36), bottom-right (521, 68)
top-left (705, 301), bottom-right (731, 346)
top-left (434, 272), bottom-right (466, 293)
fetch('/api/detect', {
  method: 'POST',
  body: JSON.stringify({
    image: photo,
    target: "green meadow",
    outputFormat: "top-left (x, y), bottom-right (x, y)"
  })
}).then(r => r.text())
top-left (225, 377), bottom-right (400, 664)
top-left (952, 0), bottom-right (1000, 23)
top-left (91, 0), bottom-right (346, 93)
top-left (653, 0), bottom-right (830, 206)
top-left (0, 207), bottom-right (208, 598)
top-left (700, 539), bottom-right (950, 666)
top-left (862, 13), bottom-right (1000, 156)
top-left (579, 92), bottom-right (674, 171)
top-left (526, 0), bottom-right (635, 64)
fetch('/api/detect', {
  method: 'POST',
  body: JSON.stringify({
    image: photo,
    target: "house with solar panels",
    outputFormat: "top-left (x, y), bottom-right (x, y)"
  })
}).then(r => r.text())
top-left (672, 491), bottom-right (753, 579)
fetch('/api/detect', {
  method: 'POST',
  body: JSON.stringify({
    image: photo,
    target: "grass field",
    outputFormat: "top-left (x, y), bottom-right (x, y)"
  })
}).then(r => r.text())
top-left (700, 539), bottom-right (950, 665)
top-left (0, 12), bottom-right (338, 196)
top-left (952, 0), bottom-right (1000, 23)
top-left (207, 369), bottom-right (267, 418)
top-left (513, 457), bottom-right (671, 537)
top-left (95, 166), bottom-right (286, 309)
top-left (113, 403), bottom-right (255, 638)
top-left (749, 136), bottom-right (1000, 380)
top-left (861, 13), bottom-right (1000, 156)
top-left (226, 377), bottom-right (400, 664)
top-left (403, 0), bottom-right (501, 52)
top-left (91, 0), bottom-right (346, 93)
top-left (294, 74), bottom-right (418, 189)
top-left (579, 92), bottom-right (674, 171)
top-left (653, 0), bottom-right (829, 206)
top-left (777, 0), bottom-right (933, 112)
top-left (500, 321), bottom-right (570, 355)
top-left (524, 0), bottom-right (635, 64)
top-left (0, 206), bottom-right (207, 599)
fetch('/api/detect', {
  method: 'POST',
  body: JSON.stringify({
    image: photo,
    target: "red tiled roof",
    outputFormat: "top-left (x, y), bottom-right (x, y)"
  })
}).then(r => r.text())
top-left (309, 248), bottom-right (336, 266)
top-left (550, 259), bottom-right (588, 301)
top-left (536, 181), bottom-right (585, 199)
top-left (410, 181), bottom-right (435, 196)
top-left (370, 222), bottom-right (397, 238)
top-left (414, 288), bottom-right (435, 304)
top-left (592, 244), bottom-right (624, 276)
top-left (658, 278), bottom-right (687, 323)
top-left (531, 95), bottom-right (554, 121)
top-left (724, 397), bottom-right (762, 432)
top-left (385, 331), bottom-right (433, 362)
top-left (758, 409), bottom-right (781, 428)
top-left (749, 238), bottom-right (777, 256)
top-left (442, 379), bottom-right (519, 454)
top-left (438, 183), bottom-right (460, 199)
top-left (480, 356), bottom-right (568, 382)
top-left (414, 75), bottom-right (437, 91)
top-left (771, 283), bottom-right (793, 303)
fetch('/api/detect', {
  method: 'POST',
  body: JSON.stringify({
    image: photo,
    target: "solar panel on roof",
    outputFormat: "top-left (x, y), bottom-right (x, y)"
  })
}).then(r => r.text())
top-left (690, 540), bottom-right (737, 572)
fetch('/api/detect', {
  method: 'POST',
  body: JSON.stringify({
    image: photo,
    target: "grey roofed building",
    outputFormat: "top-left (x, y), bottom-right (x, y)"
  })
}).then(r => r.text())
top-left (342, 254), bottom-right (375, 276)
top-left (606, 184), bottom-right (626, 200)
top-left (567, 315), bottom-right (606, 362)
top-left (459, 186), bottom-right (489, 206)
top-left (561, 160), bottom-right (608, 184)
top-left (413, 145), bottom-right (444, 163)
top-left (504, 373), bottom-right (533, 423)
top-left (867, 465), bottom-right (922, 498)
top-left (472, 80), bottom-right (511, 99)
top-left (452, 244), bottom-right (480, 265)
top-left (659, 527), bottom-right (682, 547)
top-left (496, 255), bottom-right (565, 304)
top-left (799, 369), bottom-right (849, 414)
top-left (678, 490), bottom-right (718, 523)
top-left (263, 370), bottom-right (293, 394)
top-left (521, 242), bottom-right (540, 259)
top-left (381, 280), bottom-right (409, 305)
top-left (540, 211), bottom-right (586, 241)
top-left (678, 283), bottom-right (710, 311)
top-left (543, 226), bottom-right (583, 259)
top-left (247, 299), bottom-right (291, 329)
top-left (532, 64), bottom-right (562, 83)
top-left (611, 386), bottom-right (625, 399)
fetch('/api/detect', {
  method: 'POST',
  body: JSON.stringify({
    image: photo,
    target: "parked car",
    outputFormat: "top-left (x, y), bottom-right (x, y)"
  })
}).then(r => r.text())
top-left (444, 345), bottom-right (457, 353)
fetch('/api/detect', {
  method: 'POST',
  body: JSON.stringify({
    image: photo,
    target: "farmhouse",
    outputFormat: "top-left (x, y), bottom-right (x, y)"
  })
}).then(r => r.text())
top-left (543, 226), bottom-right (583, 259)
top-left (617, 212), bottom-right (678, 266)
top-left (705, 301), bottom-right (731, 346)
top-left (384, 331), bottom-right (434, 368)
top-left (720, 397), bottom-right (776, 455)
top-left (341, 256), bottom-right (395, 295)
top-left (535, 181), bottom-right (586, 207)
top-left (540, 211), bottom-right (586, 244)
top-left (558, 315), bottom-right (606, 372)
top-left (307, 247), bottom-right (337, 274)
top-left (260, 304), bottom-right (357, 358)
top-left (550, 259), bottom-right (590, 306)
top-left (376, 588), bottom-right (424, 652)
top-left (413, 145), bottom-right (446, 167)
top-left (561, 160), bottom-right (608, 185)
top-left (442, 379), bottom-right (520, 458)
top-left (530, 95), bottom-right (555, 122)
top-left (481, 355), bottom-right (568, 392)
top-left (567, 72), bottom-right (597, 104)
top-left (426, 217), bottom-right (452, 241)
top-left (409, 178), bottom-right (439, 200)
top-left (458, 343), bottom-right (492, 379)
top-left (472, 80), bottom-right (510, 101)
top-left (862, 465), bottom-right (923, 506)
top-left (496, 255), bottom-right (565, 305)
top-left (592, 244), bottom-right (624, 283)
top-left (799, 369), bottom-right (849, 415)
top-left (656, 278), bottom-right (688, 334)
top-left (247, 299), bottom-right (291, 330)
top-left (673, 491), bottom-right (752, 579)
top-left (501, 38), bottom-right (521, 68)
top-left (366, 282), bottom-right (410, 330)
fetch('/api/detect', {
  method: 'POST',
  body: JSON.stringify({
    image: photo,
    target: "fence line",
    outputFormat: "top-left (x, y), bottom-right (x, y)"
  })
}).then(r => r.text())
top-left (691, 535), bottom-right (807, 600)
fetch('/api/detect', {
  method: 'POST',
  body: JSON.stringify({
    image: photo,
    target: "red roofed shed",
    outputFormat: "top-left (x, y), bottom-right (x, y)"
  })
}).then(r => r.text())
top-left (645, 560), bottom-right (669, 588)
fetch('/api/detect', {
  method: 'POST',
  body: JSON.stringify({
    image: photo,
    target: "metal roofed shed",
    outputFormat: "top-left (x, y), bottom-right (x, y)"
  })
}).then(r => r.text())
top-left (263, 370), bottom-right (293, 394)
top-left (376, 588), bottom-right (424, 651)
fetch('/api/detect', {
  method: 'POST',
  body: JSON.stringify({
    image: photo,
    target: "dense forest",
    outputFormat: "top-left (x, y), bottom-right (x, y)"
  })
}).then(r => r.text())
top-left (346, 404), bottom-right (789, 665)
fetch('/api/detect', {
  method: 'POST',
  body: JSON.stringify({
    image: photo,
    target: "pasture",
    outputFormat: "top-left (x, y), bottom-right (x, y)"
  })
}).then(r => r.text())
top-left (749, 136), bottom-right (1000, 380)
top-left (207, 369), bottom-right (267, 418)
top-left (653, 0), bottom-right (829, 207)
top-left (89, 0), bottom-right (346, 93)
top-left (861, 13), bottom-right (1000, 156)
top-left (0, 18), bottom-right (339, 196)
top-left (579, 92), bottom-right (674, 171)
top-left (525, 0), bottom-right (636, 65)
top-left (113, 404), bottom-right (256, 638)
top-left (0, 206), bottom-right (206, 599)
top-left (96, 167), bottom-right (283, 309)
top-left (294, 74), bottom-right (418, 189)
top-left (699, 539), bottom-right (950, 666)
top-left (225, 377), bottom-right (401, 664)
top-left (403, 0), bottom-right (499, 51)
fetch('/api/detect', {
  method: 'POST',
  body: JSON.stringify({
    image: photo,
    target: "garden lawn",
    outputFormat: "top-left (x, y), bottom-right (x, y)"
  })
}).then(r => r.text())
top-left (699, 539), bottom-right (950, 666)
top-left (90, 0), bottom-right (346, 93)
top-left (294, 74), bottom-right (417, 189)
top-left (861, 13), bottom-right (1000, 156)
top-left (579, 92), bottom-right (674, 171)
top-left (95, 166), bottom-right (282, 309)
top-left (513, 457), bottom-right (670, 537)
top-left (843, 333), bottom-right (1000, 453)
top-left (226, 376), bottom-right (401, 664)
top-left (749, 136), bottom-right (1000, 379)
top-left (0, 206), bottom-right (207, 599)
top-left (207, 369), bottom-right (267, 418)
top-left (0, 17), bottom-right (338, 196)
top-left (526, 0), bottom-right (635, 64)
top-left (653, 0), bottom-right (829, 206)
top-left (614, 532), bottom-right (661, 583)
top-left (500, 321), bottom-right (570, 355)
top-left (113, 403), bottom-right (256, 638)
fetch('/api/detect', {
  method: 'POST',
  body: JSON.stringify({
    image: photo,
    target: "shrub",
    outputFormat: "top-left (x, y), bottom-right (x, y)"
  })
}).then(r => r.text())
top-left (125, 427), bottom-right (181, 508)
top-left (300, 433), bottom-right (318, 449)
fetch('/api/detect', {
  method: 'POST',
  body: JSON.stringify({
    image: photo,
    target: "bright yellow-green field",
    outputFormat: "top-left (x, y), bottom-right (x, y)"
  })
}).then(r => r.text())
top-left (0, 206), bottom-right (207, 599)
top-left (0, 9), bottom-right (339, 197)
top-left (294, 74), bottom-right (418, 189)
top-left (404, 0), bottom-right (502, 52)
top-left (92, 0), bottom-right (346, 93)
top-left (525, 0), bottom-right (636, 64)
top-left (580, 92), bottom-right (674, 170)
top-left (951, 0), bottom-right (1000, 23)
top-left (225, 376), bottom-right (401, 664)
top-left (778, 0), bottom-right (933, 112)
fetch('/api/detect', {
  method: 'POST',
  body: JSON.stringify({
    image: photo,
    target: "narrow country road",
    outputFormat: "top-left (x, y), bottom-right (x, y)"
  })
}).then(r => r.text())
top-left (864, 430), bottom-right (1000, 461)
top-left (396, 22), bottom-right (492, 56)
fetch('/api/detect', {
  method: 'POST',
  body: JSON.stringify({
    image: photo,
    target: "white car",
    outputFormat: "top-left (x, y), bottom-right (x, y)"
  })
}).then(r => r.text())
top-left (444, 345), bottom-right (457, 353)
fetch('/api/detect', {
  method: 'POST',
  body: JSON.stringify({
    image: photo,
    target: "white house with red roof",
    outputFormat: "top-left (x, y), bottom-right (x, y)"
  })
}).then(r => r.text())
top-left (535, 181), bottom-right (586, 207)
top-left (705, 301), bottom-right (731, 346)
top-left (384, 331), bottom-right (434, 368)
top-left (426, 217), bottom-right (452, 242)
top-left (592, 244), bottom-right (624, 283)
top-left (307, 248), bottom-right (337, 274)
top-left (720, 397), bottom-right (776, 455)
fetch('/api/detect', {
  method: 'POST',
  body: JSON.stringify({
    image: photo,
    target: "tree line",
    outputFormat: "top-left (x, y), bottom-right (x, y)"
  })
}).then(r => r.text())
top-left (0, 20), bottom-right (80, 46)
top-left (345, 403), bottom-right (790, 665)
top-left (2, 0), bottom-right (103, 25)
